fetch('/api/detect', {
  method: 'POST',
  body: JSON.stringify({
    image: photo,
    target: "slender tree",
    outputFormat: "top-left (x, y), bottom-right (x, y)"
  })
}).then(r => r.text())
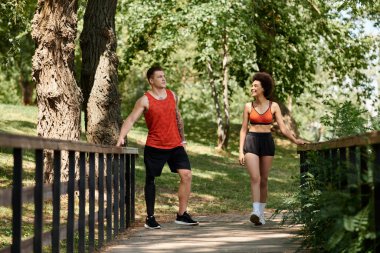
top-left (80, 0), bottom-right (122, 145)
top-left (0, 1), bottom-right (36, 105)
top-left (31, 0), bottom-right (82, 182)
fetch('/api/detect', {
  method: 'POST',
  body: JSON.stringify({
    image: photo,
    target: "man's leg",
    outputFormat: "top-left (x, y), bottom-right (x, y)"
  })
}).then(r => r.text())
top-left (144, 174), bottom-right (156, 216)
top-left (144, 173), bottom-right (161, 229)
top-left (177, 169), bottom-right (192, 215)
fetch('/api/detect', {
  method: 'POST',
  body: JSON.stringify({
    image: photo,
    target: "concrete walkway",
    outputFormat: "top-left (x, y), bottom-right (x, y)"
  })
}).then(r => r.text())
top-left (102, 213), bottom-right (308, 253)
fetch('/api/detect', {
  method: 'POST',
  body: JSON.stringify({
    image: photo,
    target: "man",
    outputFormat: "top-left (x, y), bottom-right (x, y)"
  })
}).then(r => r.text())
top-left (116, 66), bottom-right (199, 229)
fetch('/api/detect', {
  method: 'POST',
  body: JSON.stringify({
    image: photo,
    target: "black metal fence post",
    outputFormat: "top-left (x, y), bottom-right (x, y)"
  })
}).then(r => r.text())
top-left (34, 149), bottom-right (44, 253)
top-left (78, 152), bottom-right (86, 253)
top-left (119, 154), bottom-right (125, 231)
top-left (52, 150), bottom-right (61, 253)
top-left (125, 155), bottom-right (131, 228)
top-left (373, 143), bottom-right (380, 252)
top-left (360, 147), bottom-right (370, 207)
top-left (98, 153), bottom-right (105, 248)
top-left (131, 155), bottom-right (136, 223)
top-left (67, 151), bottom-right (75, 253)
top-left (88, 152), bottom-right (96, 252)
top-left (113, 154), bottom-right (119, 236)
top-left (106, 153), bottom-right (113, 242)
top-left (12, 148), bottom-right (22, 253)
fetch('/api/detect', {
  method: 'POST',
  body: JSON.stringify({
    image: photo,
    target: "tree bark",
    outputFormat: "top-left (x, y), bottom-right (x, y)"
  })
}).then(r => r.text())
top-left (221, 31), bottom-right (230, 149)
top-left (80, 0), bottom-right (121, 145)
top-left (31, 0), bottom-right (82, 183)
top-left (272, 100), bottom-right (299, 137)
top-left (207, 61), bottom-right (225, 150)
top-left (19, 75), bottom-right (35, 105)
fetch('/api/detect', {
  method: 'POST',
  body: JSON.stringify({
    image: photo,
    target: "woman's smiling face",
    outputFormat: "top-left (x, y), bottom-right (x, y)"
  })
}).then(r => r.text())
top-left (251, 80), bottom-right (264, 97)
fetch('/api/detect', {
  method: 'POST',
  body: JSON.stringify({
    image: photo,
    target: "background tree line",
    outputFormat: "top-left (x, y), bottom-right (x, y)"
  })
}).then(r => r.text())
top-left (0, 0), bottom-right (379, 180)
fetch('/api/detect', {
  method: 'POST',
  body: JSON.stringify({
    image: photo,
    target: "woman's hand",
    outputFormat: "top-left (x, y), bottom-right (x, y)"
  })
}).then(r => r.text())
top-left (239, 152), bottom-right (245, 166)
top-left (294, 138), bottom-right (307, 145)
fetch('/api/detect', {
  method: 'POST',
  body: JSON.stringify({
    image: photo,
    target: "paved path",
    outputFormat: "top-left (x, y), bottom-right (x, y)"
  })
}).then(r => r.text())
top-left (102, 213), bottom-right (307, 253)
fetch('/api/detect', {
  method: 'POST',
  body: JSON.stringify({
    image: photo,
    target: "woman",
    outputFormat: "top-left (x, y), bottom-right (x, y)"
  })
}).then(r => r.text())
top-left (239, 72), bottom-right (305, 226)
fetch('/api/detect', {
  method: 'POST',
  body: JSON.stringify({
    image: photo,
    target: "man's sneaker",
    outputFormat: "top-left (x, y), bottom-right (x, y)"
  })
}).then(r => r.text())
top-left (250, 211), bottom-right (262, 225)
top-left (259, 214), bottom-right (266, 225)
top-left (175, 211), bottom-right (199, 226)
top-left (144, 215), bottom-right (161, 229)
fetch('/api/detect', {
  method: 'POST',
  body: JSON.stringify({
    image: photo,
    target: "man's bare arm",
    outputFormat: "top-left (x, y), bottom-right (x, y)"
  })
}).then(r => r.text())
top-left (116, 96), bottom-right (148, 146)
top-left (172, 91), bottom-right (186, 143)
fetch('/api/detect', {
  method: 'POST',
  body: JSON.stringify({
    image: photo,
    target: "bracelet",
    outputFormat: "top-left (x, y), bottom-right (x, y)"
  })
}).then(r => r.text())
top-left (182, 141), bottom-right (187, 144)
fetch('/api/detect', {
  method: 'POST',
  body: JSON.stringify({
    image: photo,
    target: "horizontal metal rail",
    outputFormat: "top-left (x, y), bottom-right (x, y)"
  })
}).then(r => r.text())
top-left (0, 133), bottom-right (138, 253)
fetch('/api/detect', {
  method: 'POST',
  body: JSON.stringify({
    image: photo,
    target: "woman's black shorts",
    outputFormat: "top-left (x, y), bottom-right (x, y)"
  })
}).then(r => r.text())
top-left (144, 145), bottom-right (191, 177)
top-left (243, 132), bottom-right (275, 157)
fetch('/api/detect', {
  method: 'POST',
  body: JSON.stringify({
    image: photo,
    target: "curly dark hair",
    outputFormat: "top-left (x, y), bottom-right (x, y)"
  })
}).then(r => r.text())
top-left (146, 66), bottom-right (163, 81)
top-left (252, 72), bottom-right (274, 99)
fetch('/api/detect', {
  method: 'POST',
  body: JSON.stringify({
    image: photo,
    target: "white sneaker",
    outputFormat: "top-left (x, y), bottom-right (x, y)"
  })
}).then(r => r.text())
top-left (249, 211), bottom-right (261, 225)
top-left (259, 214), bottom-right (266, 225)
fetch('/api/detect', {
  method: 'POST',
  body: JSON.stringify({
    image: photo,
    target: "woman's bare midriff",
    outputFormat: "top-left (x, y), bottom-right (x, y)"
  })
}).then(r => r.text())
top-left (248, 125), bottom-right (272, 133)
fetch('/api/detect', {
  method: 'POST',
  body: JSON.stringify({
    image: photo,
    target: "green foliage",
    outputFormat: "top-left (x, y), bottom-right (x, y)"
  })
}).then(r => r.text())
top-left (118, 0), bottom-right (379, 101)
top-left (0, 75), bottom-right (20, 104)
top-left (0, 0), bottom-right (36, 104)
top-left (321, 100), bottom-right (372, 139)
top-left (116, 0), bottom-right (379, 147)
top-left (276, 151), bottom-right (377, 252)
top-left (0, 1), bottom-right (35, 71)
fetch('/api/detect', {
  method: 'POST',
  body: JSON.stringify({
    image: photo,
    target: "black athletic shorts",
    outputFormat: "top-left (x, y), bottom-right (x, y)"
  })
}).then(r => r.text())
top-left (243, 132), bottom-right (275, 157)
top-left (144, 145), bottom-right (191, 177)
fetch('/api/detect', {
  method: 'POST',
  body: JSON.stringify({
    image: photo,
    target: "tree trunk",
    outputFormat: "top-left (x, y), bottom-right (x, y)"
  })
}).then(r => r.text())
top-left (19, 75), bottom-right (35, 105)
top-left (31, 0), bottom-right (82, 183)
top-left (272, 100), bottom-right (299, 137)
top-left (80, 0), bottom-right (121, 145)
top-left (221, 31), bottom-right (230, 149)
top-left (207, 61), bottom-right (225, 150)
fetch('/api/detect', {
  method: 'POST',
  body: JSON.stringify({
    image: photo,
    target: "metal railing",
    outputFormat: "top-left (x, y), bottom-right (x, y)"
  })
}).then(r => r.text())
top-left (0, 133), bottom-right (138, 253)
top-left (297, 131), bottom-right (380, 252)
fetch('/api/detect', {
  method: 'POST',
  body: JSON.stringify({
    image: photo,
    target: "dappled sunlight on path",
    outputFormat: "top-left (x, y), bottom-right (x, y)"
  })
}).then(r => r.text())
top-left (102, 213), bottom-right (308, 253)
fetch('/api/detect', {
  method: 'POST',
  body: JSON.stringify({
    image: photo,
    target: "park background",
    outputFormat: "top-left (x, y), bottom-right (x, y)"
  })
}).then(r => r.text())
top-left (0, 1), bottom-right (379, 252)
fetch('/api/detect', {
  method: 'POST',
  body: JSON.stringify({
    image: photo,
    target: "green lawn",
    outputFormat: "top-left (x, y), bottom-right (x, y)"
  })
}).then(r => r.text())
top-left (0, 103), bottom-right (301, 247)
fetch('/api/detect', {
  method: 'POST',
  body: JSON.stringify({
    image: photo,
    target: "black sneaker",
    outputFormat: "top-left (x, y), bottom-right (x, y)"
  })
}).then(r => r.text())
top-left (144, 215), bottom-right (161, 229)
top-left (175, 211), bottom-right (199, 226)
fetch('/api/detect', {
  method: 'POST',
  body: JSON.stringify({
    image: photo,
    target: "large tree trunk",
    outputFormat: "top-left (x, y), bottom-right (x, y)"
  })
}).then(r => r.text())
top-left (80, 0), bottom-right (121, 145)
top-left (272, 100), bottom-right (299, 138)
top-left (31, 0), bottom-right (82, 183)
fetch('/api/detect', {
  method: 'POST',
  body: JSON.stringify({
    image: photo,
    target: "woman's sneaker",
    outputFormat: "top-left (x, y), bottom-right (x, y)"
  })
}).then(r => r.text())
top-left (259, 214), bottom-right (266, 225)
top-left (250, 211), bottom-right (262, 225)
top-left (144, 215), bottom-right (161, 229)
top-left (175, 211), bottom-right (199, 225)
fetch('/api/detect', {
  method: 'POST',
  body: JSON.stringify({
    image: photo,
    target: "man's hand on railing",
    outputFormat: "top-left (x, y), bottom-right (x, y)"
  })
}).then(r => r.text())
top-left (116, 137), bottom-right (125, 147)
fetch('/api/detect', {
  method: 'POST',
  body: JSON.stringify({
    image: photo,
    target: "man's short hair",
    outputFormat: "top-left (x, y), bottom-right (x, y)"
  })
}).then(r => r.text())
top-left (146, 66), bottom-right (163, 81)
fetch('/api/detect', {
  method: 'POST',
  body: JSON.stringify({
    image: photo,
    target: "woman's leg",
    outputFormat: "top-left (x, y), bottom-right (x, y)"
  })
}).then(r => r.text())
top-left (259, 156), bottom-right (274, 203)
top-left (245, 153), bottom-right (261, 202)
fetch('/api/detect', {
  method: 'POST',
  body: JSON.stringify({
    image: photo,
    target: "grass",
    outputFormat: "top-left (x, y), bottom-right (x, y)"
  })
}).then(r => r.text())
top-left (0, 103), bottom-right (301, 249)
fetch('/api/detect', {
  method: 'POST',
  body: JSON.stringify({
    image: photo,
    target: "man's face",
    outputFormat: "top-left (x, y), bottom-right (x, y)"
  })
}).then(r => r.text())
top-left (149, 70), bottom-right (166, 88)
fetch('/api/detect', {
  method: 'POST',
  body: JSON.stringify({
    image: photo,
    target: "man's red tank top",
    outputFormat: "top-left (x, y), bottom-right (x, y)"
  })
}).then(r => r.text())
top-left (144, 89), bottom-right (182, 149)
